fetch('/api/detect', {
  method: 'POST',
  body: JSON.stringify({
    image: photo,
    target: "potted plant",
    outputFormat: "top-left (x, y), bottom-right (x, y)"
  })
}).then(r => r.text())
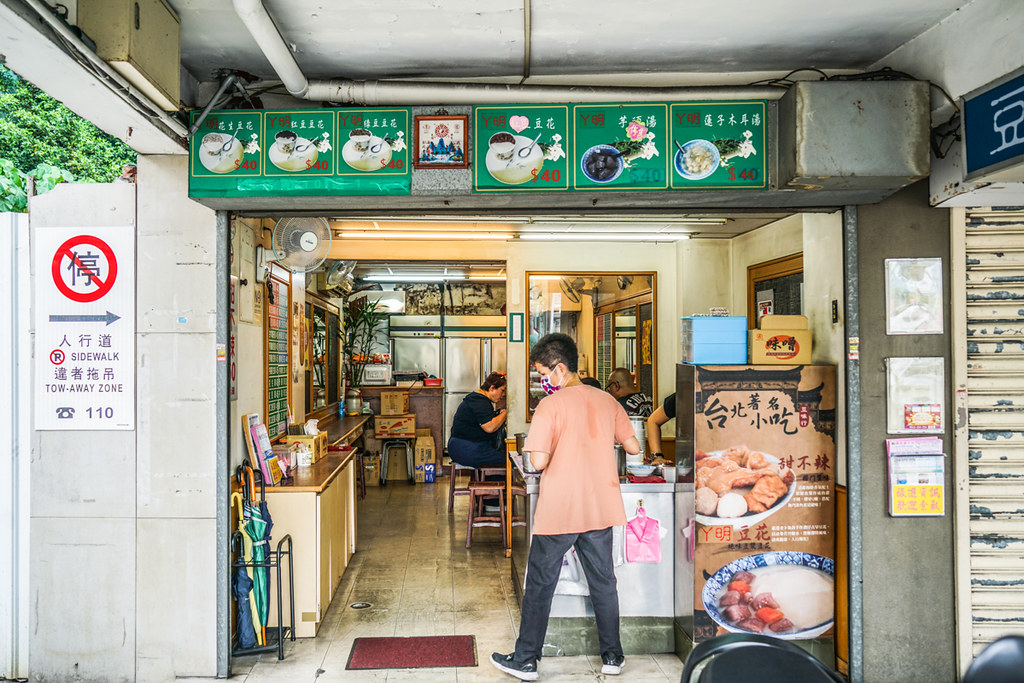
top-left (342, 298), bottom-right (388, 405)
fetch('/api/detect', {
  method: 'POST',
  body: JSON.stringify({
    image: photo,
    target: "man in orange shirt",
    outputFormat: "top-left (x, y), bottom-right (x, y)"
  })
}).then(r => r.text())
top-left (491, 333), bottom-right (641, 681)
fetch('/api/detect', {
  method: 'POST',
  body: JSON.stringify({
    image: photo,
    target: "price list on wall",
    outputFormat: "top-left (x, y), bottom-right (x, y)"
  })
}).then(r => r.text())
top-left (266, 279), bottom-right (290, 437)
top-left (573, 103), bottom-right (669, 190)
top-left (669, 102), bottom-right (766, 189)
top-left (473, 105), bottom-right (570, 192)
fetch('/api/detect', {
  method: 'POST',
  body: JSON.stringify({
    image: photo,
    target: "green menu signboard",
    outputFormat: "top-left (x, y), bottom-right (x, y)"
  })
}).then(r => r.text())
top-left (191, 110), bottom-right (263, 179)
top-left (336, 108), bottom-right (410, 177)
top-left (264, 109), bottom-right (335, 176)
top-left (473, 105), bottom-right (570, 192)
top-left (188, 107), bottom-right (411, 197)
top-left (573, 103), bottom-right (669, 190)
top-left (669, 101), bottom-right (767, 189)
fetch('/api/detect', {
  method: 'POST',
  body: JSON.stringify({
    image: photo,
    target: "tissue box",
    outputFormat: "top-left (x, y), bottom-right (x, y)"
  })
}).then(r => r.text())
top-left (381, 391), bottom-right (409, 415)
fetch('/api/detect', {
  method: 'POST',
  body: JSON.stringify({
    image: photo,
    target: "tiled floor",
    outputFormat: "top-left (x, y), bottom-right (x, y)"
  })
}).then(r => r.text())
top-left (231, 476), bottom-right (685, 681)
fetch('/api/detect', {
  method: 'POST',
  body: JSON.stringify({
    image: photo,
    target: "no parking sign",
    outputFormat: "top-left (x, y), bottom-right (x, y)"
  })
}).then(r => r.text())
top-left (34, 226), bottom-right (135, 430)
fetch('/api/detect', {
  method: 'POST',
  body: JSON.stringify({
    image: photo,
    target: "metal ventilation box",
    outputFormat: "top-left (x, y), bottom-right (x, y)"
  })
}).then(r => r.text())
top-left (778, 80), bottom-right (930, 191)
top-left (77, 0), bottom-right (181, 111)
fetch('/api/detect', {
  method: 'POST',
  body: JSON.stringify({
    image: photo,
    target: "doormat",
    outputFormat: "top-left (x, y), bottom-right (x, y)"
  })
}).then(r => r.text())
top-left (346, 634), bottom-right (477, 670)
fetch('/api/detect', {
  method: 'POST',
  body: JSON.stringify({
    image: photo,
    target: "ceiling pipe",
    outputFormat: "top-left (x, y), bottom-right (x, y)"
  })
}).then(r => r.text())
top-left (232, 0), bottom-right (309, 98)
top-left (232, 0), bottom-right (785, 105)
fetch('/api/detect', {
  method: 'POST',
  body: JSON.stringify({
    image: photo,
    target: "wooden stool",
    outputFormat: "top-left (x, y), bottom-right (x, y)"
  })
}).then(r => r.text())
top-left (509, 483), bottom-right (527, 532)
top-left (466, 481), bottom-right (506, 549)
top-left (448, 462), bottom-right (476, 513)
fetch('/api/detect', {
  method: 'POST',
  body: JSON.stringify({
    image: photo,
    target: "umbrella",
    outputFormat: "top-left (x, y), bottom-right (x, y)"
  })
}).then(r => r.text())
top-left (232, 563), bottom-right (257, 650)
top-left (232, 491), bottom-right (261, 646)
top-left (242, 499), bottom-right (269, 645)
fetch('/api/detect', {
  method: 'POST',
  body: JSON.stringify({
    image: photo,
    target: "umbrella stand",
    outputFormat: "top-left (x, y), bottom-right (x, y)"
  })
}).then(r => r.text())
top-left (230, 464), bottom-right (295, 660)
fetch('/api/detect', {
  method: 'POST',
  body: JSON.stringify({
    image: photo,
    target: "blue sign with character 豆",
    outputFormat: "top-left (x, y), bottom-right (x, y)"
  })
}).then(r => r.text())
top-left (964, 68), bottom-right (1024, 178)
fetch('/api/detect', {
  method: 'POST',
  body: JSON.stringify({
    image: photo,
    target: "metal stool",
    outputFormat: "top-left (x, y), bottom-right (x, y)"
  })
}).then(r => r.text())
top-left (448, 461), bottom-right (476, 513)
top-left (382, 438), bottom-right (414, 484)
top-left (466, 480), bottom-right (506, 549)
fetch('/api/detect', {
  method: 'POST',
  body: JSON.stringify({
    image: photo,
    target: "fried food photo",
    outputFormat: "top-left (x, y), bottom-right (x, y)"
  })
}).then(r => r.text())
top-left (694, 446), bottom-right (795, 521)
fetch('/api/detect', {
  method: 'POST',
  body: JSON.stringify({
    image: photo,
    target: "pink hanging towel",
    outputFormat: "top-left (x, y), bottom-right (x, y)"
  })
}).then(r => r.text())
top-left (625, 507), bottom-right (661, 563)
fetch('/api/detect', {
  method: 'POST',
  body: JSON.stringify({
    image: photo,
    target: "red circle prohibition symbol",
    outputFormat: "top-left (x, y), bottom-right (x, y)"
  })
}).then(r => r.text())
top-left (51, 235), bottom-right (118, 303)
top-left (50, 349), bottom-right (65, 365)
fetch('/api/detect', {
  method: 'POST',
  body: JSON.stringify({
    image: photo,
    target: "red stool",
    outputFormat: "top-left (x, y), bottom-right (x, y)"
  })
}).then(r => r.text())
top-left (466, 480), bottom-right (506, 549)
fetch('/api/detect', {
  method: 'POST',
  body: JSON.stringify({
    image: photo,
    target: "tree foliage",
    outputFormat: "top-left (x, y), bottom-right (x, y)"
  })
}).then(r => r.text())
top-left (0, 64), bottom-right (136, 209)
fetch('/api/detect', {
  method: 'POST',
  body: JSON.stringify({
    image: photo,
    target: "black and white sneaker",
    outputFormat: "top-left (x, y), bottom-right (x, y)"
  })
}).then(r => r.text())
top-left (491, 652), bottom-right (539, 681)
top-left (601, 651), bottom-right (625, 675)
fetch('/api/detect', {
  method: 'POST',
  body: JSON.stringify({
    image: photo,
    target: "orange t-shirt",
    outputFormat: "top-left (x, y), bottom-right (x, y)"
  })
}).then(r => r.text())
top-left (524, 384), bottom-right (635, 535)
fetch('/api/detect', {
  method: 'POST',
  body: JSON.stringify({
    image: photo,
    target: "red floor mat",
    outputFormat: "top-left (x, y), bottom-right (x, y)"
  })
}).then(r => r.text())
top-left (345, 634), bottom-right (477, 670)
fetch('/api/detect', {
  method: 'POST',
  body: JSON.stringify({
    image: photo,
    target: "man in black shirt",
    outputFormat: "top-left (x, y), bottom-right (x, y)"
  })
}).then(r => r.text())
top-left (605, 367), bottom-right (653, 417)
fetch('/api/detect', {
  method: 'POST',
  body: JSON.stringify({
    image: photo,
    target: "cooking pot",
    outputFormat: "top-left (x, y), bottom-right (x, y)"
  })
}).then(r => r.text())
top-left (514, 432), bottom-right (527, 454)
top-left (627, 417), bottom-right (647, 463)
top-left (614, 445), bottom-right (627, 476)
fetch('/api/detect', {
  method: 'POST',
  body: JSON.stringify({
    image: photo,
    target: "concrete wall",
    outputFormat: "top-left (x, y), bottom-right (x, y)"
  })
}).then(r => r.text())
top-left (730, 213), bottom-right (803, 317)
top-left (29, 158), bottom-right (221, 682)
top-left (855, 181), bottom-right (955, 682)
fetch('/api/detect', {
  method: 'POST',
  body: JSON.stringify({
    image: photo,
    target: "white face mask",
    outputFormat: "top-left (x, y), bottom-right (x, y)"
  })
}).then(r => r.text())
top-left (540, 364), bottom-right (562, 395)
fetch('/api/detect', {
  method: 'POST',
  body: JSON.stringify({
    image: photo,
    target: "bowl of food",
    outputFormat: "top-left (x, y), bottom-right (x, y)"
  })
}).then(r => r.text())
top-left (694, 446), bottom-right (796, 528)
top-left (269, 130), bottom-right (319, 172)
top-left (674, 139), bottom-right (721, 180)
top-left (702, 551), bottom-right (835, 640)
top-left (485, 134), bottom-right (546, 185)
top-left (626, 464), bottom-right (657, 477)
top-left (198, 132), bottom-right (244, 174)
top-left (342, 129), bottom-right (392, 172)
top-left (580, 144), bottom-right (624, 183)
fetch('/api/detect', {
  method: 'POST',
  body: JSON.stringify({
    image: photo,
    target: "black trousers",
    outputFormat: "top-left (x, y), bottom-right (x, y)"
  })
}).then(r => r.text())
top-left (513, 527), bottom-right (622, 662)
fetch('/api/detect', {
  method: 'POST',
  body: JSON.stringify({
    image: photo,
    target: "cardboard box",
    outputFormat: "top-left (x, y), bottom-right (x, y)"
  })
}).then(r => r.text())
top-left (374, 414), bottom-right (416, 438)
top-left (386, 447), bottom-right (409, 481)
top-left (363, 453), bottom-right (381, 486)
top-left (759, 314), bottom-right (809, 330)
top-left (413, 430), bottom-right (435, 483)
top-left (381, 391), bottom-right (410, 416)
top-left (282, 431), bottom-right (327, 463)
top-left (749, 329), bottom-right (813, 364)
top-left (422, 463), bottom-right (436, 483)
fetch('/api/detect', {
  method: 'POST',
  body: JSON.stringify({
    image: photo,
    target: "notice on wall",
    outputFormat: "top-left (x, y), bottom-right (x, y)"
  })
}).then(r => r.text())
top-left (34, 226), bottom-right (135, 430)
top-left (573, 103), bottom-right (669, 190)
top-left (692, 365), bottom-right (836, 642)
top-left (886, 437), bottom-right (945, 516)
top-left (669, 102), bottom-right (767, 189)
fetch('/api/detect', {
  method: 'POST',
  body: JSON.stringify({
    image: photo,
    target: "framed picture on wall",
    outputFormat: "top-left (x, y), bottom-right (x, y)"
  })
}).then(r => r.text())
top-left (413, 115), bottom-right (469, 169)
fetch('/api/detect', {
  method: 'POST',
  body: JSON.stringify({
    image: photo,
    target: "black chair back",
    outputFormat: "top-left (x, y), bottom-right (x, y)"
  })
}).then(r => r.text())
top-left (681, 633), bottom-right (844, 683)
top-left (962, 635), bottom-right (1024, 683)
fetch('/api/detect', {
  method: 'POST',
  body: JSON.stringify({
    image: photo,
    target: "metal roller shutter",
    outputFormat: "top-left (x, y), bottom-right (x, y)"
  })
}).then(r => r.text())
top-left (954, 207), bottom-right (1024, 666)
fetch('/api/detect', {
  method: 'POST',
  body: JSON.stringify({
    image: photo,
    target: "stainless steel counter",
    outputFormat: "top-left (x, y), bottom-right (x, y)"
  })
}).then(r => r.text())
top-left (509, 454), bottom-right (679, 654)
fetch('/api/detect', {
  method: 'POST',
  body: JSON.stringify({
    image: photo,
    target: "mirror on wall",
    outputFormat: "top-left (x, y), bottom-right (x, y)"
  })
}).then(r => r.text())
top-left (526, 272), bottom-right (656, 420)
top-left (305, 294), bottom-right (340, 418)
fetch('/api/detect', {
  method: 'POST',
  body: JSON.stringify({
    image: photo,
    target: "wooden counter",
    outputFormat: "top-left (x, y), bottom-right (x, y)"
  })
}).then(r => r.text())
top-left (264, 417), bottom-right (368, 638)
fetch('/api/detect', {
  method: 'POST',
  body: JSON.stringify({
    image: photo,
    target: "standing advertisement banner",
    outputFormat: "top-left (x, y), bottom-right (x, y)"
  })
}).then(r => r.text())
top-left (690, 365), bottom-right (836, 642)
top-left (33, 226), bottom-right (135, 430)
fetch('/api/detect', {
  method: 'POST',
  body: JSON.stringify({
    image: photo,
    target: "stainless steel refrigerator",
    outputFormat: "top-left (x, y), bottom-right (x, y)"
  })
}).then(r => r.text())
top-left (390, 315), bottom-right (442, 378)
top-left (442, 316), bottom-right (507, 445)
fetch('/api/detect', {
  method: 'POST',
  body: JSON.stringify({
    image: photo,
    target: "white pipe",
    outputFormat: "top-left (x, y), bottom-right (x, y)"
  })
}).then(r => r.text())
top-left (21, 0), bottom-right (188, 138)
top-left (232, 0), bottom-right (784, 105)
top-left (305, 79), bottom-right (785, 105)
top-left (232, 0), bottom-right (308, 98)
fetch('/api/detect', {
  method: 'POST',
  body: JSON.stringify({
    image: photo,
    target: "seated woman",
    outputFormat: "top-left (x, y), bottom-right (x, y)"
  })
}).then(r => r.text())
top-left (447, 372), bottom-right (508, 468)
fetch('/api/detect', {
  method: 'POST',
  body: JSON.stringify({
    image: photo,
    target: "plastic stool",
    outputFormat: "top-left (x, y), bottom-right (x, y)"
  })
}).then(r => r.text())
top-left (382, 438), bottom-right (414, 484)
top-left (466, 480), bottom-right (506, 549)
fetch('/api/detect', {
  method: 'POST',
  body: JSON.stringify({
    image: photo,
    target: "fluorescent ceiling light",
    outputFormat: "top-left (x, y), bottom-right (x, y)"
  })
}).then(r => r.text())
top-left (467, 276), bottom-right (507, 281)
top-left (339, 231), bottom-right (513, 240)
top-left (518, 233), bottom-right (690, 241)
top-left (365, 274), bottom-right (465, 282)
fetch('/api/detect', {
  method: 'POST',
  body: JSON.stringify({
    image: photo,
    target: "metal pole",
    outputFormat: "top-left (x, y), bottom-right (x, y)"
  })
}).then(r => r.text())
top-left (187, 75), bottom-right (238, 138)
top-left (843, 205), bottom-right (863, 683)
top-left (216, 211), bottom-right (231, 676)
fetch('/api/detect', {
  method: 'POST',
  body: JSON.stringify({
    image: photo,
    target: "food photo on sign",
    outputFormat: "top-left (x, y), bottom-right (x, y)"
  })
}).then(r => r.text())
top-left (686, 364), bottom-right (836, 642)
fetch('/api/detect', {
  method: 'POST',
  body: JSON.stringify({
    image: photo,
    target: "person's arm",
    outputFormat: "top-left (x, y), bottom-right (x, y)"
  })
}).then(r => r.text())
top-left (530, 450), bottom-right (551, 470)
top-left (622, 435), bottom-right (641, 455)
top-left (646, 405), bottom-right (669, 458)
top-left (480, 408), bottom-right (507, 433)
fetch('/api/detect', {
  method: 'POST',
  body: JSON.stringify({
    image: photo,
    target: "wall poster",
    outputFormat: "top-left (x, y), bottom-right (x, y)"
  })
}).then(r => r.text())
top-left (885, 257), bottom-right (943, 334)
top-left (691, 364), bottom-right (836, 643)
